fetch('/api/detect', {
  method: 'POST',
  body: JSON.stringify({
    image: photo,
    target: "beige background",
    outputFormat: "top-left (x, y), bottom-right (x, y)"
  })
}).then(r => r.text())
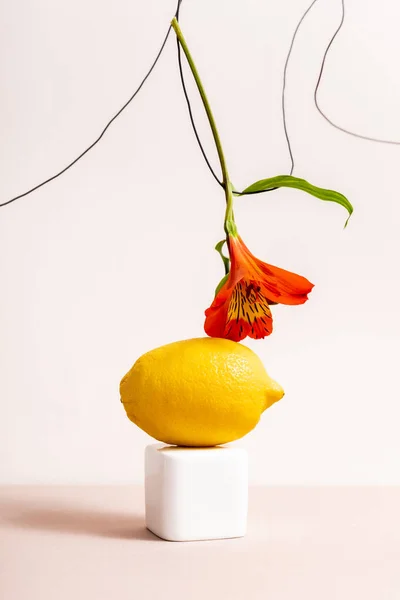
top-left (1, 486), bottom-right (400, 599)
top-left (1, 0), bottom-right (400, 484)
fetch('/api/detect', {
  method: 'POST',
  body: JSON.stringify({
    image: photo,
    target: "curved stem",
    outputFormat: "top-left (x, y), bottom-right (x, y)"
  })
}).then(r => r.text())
top-left (171, 18), bottom-right (236, 236)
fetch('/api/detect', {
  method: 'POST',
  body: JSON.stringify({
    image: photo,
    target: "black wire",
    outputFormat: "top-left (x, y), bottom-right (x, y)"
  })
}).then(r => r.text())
top-left (314, 0), bottom-right (400, 145)
top-left (174, 3), bottom-right (274, 195)
top-left (0, 1), bottom-right (183, 208)
top-left (283, 0), bottom-right (319, 175)
top-left (4, 0), bottom-right (386, 209)
top-left (175, 2), bottom-right (223, 187)
top-left (174, 1), bottom-right (320, 196)
top-left (176, 39), bottom-right (224, 187)
top-left (238, 1), bottom-right (319, 196)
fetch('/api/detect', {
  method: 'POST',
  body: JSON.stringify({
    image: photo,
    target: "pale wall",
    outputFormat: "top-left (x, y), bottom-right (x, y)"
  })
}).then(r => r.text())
top-left (1, 0), bottom-right (399, 483)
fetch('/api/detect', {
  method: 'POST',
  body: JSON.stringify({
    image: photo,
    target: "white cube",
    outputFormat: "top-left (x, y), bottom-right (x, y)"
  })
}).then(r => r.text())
top-left (145, 444), bottom-right (248, 542)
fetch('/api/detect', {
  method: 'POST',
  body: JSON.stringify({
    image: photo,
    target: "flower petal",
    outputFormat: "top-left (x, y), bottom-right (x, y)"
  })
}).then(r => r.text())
top-left (204, 233), bottom-right (313, 341)
top-left (224, 280), bottom-right (273, 341)
top-left (257, 262), bottom-right (314, 305)
top-left (234, 237), bottom-right (314, 305)
top-left (204, 280), bottom-right (232, 338)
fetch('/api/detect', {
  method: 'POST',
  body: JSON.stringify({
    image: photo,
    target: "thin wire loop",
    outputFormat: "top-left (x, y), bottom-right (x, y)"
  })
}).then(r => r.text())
top-left (4, 0), bottom-right (393, 208)
top-left (283, 0), bottom-right (319, 175)
top-left (314, 0), bottom-right (400, 145)
top-left (174, 1), bottom-right (319, 195)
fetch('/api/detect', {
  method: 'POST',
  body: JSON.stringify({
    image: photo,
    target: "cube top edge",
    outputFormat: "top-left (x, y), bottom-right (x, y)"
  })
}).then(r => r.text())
top-left (145, 442), bottom-right (247, 459)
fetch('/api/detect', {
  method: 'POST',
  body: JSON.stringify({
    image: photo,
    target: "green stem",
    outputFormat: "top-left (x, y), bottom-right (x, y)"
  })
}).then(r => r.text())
top-left (171, 18), bottom-right (236, 236)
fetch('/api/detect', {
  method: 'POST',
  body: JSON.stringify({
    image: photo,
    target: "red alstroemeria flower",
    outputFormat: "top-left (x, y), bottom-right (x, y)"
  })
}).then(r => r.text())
top-left (204, 234), bottom-right (314, 342)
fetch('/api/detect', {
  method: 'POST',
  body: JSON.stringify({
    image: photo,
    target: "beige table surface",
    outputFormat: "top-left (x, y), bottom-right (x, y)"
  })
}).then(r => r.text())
top-left (1, 486), bottom-right (399, 599)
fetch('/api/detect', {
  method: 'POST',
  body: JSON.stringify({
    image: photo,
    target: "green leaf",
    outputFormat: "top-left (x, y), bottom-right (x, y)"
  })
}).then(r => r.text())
top-left (215, 273), bottom-right (229, 296)
top-left (215, 239), bottom-right (230, 275)
top-left (240, 175), bottom-right (353, 228)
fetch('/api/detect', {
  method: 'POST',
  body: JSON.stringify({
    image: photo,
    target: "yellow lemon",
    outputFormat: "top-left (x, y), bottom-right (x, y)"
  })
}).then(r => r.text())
top-left (119, 337), bottom-right (284, 447)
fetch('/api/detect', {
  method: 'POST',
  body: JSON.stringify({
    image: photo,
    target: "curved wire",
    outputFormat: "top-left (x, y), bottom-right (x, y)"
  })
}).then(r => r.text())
top-left (174, 0), bottom-right (320, 195)
top-left (4, 0), bottom-right (392, 209)
top-left (0, 0), bottom-right (183, 208)
top-left (175, 1), bottom-right (223, 187)
top-left (314, 0), bottom-right (400, 145)
top-left (283, 0), bottom-right (319, 175)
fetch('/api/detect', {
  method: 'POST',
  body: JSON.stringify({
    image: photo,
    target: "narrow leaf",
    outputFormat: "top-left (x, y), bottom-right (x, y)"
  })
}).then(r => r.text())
top-left (240, 175), bottom-right (353, 227)
top-left (215, 239), bottom-right (230, 275)
top-left (215, 273), bottom-right (229, 296)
